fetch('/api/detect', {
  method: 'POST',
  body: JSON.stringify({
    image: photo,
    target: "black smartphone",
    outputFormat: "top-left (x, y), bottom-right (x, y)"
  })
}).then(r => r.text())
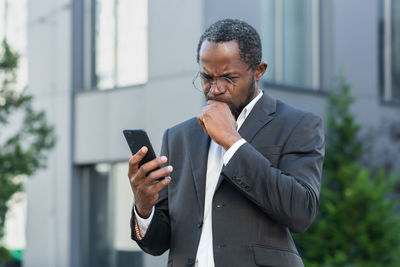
top-left (123, 129), bottom-right (157, 167)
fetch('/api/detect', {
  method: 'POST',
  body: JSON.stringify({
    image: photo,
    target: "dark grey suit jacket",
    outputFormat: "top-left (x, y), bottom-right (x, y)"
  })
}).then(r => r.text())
top-left (132, 92), bottom-right (325, 267)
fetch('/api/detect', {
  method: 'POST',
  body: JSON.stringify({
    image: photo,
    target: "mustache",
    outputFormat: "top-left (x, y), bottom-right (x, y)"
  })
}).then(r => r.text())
top-left (207, 96), bottom-right (223, 102)
top-left (206, 97), bottom-right (231, 107)
top-left (206, 93), bottom-right (228, 103)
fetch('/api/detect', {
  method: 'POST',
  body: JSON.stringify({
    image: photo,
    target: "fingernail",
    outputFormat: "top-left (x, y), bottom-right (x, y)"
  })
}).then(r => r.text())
top-left (167, 166), bottom-right (173, 172)
top-left (141, 146), bottom-right (147, 153)
top-left (129, 154), bottom-right (133, 159)
top-left (164, 176), bottom-right (171, 184)
top-left (160, 156), bottom-right (167, 162)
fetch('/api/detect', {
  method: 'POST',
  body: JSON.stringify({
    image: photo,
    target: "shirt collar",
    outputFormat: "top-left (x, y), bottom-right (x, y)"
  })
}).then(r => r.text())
top-left (236, 90), bottom-right (263, 130)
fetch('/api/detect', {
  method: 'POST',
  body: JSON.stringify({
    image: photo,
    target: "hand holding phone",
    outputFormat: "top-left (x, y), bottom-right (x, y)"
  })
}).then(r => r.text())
top-left (125, 129), bottom-right (173, 219)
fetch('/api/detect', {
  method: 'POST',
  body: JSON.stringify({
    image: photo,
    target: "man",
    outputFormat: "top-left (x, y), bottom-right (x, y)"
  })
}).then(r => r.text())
top-left (128, 19), bottom-right (324, 267)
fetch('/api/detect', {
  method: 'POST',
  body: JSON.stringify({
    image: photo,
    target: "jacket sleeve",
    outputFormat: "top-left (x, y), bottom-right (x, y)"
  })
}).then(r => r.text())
top-left (131, 129), bottom-right (171, 255)
top-left (221, 112), bottom-right (325, 233)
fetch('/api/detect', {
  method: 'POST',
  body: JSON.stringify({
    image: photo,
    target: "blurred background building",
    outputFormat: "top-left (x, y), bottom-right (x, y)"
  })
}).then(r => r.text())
top-left (1, 0), bottom-right (399, 266)
top-left (1, 0), bottom-right (28, 263)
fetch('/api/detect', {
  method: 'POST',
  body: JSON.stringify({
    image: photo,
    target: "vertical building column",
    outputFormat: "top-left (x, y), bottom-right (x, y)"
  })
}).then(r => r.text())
top-left (24, 0), bottom-right (73, 266)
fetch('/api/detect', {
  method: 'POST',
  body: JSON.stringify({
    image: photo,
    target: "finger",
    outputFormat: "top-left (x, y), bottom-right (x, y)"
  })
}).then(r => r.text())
top-left (151, 176), bottom-right (171, 193)
top-left (128, 146), bottom-right (148, 177)
top-left (212, 101), bottom-right (229, 112)
top-left (197, 116), bottom-right (208, 135)
top-left (146, 165), bottom-right (173, 183)
top-left (208, 100), bottom-right (226, 110)
top-left (129, 146), bottom-right (148, 165)
top-left (138, 156), bottom-right (168, 177)
top-left (207, 100), bottom-right (217, 105)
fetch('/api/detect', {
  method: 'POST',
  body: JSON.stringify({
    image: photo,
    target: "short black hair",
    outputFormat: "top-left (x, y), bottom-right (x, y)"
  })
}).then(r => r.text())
top-left (196, 19), bottom-right (262, 67)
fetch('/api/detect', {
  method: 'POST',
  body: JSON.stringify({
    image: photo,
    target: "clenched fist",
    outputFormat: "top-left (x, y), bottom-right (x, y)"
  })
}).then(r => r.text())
top-left (197, 100), bottom-right (242, 150)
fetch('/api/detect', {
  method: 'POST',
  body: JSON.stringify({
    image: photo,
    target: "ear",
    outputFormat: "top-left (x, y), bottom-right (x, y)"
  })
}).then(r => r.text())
top-left (254, 62), bottom-right (268, 81)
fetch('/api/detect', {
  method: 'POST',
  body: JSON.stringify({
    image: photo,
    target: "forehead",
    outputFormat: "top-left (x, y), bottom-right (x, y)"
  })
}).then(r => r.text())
top-left (198, 40), bottom-right (247, 73)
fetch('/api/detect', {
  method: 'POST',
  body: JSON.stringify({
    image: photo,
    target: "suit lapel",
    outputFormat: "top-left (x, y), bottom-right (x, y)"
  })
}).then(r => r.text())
top-left (216, 92), bottom-right (277, 189)
top-left (188, 124), bottom-right (210, 216)
top-left (238, 92), bottom-right (277, 142)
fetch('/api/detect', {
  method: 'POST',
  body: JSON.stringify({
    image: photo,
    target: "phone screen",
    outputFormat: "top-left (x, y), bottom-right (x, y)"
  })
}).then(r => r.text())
top-left (123, 129), bottom-right (157, 167)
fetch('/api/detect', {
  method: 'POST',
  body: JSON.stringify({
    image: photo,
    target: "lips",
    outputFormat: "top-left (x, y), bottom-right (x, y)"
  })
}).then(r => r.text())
top-left (207, 96), bottom-right (229, 103)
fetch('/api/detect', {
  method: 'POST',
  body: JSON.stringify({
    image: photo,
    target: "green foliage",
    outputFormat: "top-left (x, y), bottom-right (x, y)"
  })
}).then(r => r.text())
top-left (0, 38), bottom-right (56, 262)
top-left (324, 80), bottom-right (363, 173)
top-left (0, 39), bottom-right (18, 71)
top-left (0, 246), bottom-right (11, 265)
top-left (294, 78), bottom-right (400, 266)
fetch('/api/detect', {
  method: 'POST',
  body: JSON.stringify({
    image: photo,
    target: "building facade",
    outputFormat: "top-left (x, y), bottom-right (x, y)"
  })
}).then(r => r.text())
top-left (24, 0), bottom-right (399, 266)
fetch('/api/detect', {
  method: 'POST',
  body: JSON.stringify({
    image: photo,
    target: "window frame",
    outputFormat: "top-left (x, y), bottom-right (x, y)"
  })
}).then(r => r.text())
top-left (81, 0), bottom-right (148, 91)
top-left (381, 0), bottom-right (400, 103)
top-left (261, 0), bottom-right (321, 91)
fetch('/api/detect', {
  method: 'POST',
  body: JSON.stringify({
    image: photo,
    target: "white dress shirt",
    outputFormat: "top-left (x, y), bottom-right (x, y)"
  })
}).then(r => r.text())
top-left (135, 91), bottom-right (264, 266)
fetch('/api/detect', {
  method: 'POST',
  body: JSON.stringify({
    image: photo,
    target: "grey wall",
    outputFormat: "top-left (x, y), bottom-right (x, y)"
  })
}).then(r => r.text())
top-left (25, 0), bottom-right (206, 265)
top-left (329, 0), bottom-right (399, 126)
top-left (74, 0), bottom-right (205, 164)
top-left (204, 0), bottom-right (262, 32)
top-left (73, 0), bottom-right (205, 266)
top-left (24, 0), bottom-right (73, 266)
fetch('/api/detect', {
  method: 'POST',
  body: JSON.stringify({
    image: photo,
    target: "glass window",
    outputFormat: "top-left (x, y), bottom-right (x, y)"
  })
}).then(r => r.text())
top-left (80, 163), bottom-right (143, 267)
top-left (261, 0), bottom-right (320, 89)
top-left (94, 0), bottom-right (148, 90)
top-left (381, 0), bottom-right (400, 101)
top-left (391, 0), bottom-right (400, 100)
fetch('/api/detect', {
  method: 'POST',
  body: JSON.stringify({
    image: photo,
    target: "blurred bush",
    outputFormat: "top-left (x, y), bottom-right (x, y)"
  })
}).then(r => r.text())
top-left (294, 78), bottom-right (400, 266)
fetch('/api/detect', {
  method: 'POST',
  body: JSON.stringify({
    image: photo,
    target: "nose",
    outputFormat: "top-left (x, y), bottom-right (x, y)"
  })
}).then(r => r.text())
top-left (208, 80), bottom-right (225, 95)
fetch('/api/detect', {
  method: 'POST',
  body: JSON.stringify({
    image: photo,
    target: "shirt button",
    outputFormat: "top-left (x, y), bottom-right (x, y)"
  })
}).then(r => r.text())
top-left (197, 221), bottom-right (203, 228)
top-left (216, 204), bottom-right (222, 208)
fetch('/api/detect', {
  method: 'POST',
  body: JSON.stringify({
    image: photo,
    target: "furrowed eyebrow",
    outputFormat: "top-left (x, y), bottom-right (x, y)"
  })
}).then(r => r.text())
top-left (200, 71), bottom-right (241, 77)
top-left (221, 71), bottom-right (241, 76)
top-left (200, 72), bottom-right (212, 78)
